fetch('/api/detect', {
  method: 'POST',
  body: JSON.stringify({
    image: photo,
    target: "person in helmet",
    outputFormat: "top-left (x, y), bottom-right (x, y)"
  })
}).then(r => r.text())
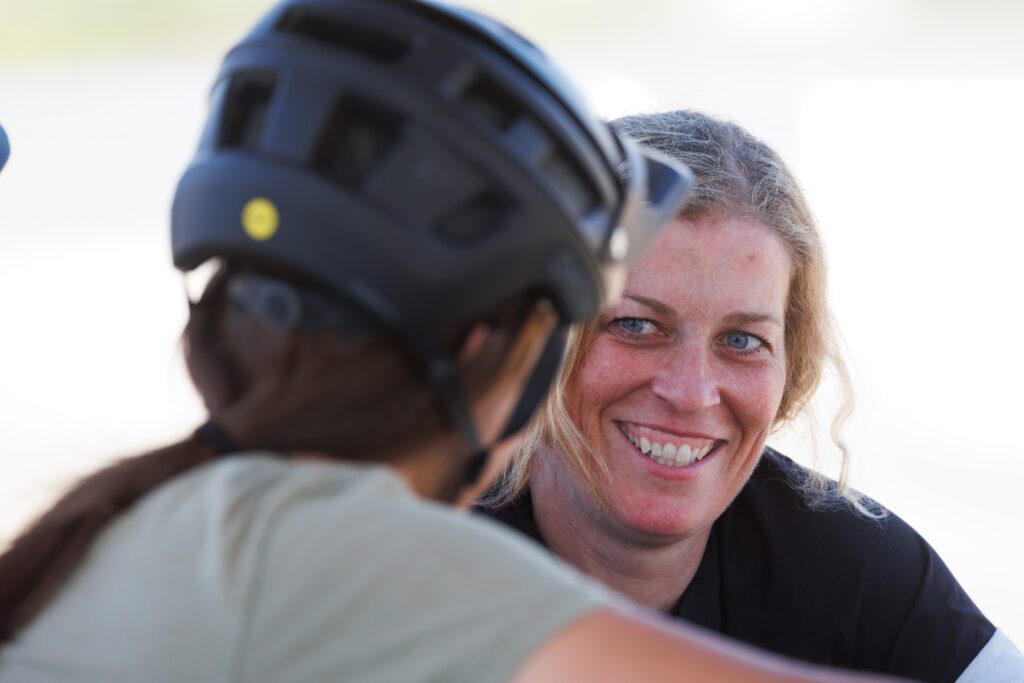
top-left (0, 2), bottom-right (901, 682)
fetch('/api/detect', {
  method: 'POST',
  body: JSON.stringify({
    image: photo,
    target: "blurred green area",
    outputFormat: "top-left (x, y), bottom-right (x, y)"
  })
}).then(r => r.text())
top-left (0, 0), bottom-right (265, 62)
top-left (0, 0), bottom-right (681, 63)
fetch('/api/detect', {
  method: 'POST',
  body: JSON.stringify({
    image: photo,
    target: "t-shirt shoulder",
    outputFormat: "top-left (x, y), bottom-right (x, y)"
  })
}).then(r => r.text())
top-left (727, 449), bottom-right (995, 679)
top-left (183, 456), bottom-right (615, 683)
top-left (746, 449), bottom-right (943, 562)
top-left (1, 456), bottom-right (612, 683)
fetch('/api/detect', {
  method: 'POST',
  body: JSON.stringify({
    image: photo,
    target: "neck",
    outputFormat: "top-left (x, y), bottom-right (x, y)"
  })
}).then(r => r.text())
top-left (529, 452), bottom-right (709, 612)
top-left (389, 433), bottom-right (480, 505)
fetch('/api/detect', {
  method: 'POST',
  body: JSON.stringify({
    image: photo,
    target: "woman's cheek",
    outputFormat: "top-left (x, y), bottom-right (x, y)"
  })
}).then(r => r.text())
top-left (724, 363), bottom-right (787, 436)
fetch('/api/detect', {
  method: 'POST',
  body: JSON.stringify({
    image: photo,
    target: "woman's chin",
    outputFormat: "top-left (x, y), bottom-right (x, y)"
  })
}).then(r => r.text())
top-left (607, 497), bottom-right (707, 540)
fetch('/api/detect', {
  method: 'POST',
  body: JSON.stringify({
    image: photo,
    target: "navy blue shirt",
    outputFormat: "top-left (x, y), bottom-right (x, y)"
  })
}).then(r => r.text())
top-left (477, 449), bottom-right (995, 682)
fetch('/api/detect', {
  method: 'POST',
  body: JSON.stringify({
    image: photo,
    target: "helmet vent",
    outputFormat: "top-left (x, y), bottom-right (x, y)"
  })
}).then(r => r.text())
top-left (313, 97), bottom-right (405, 188)
top-left (219, 72), bottom-right (276, 150)
top-left (277, 8), bottom-right (412, 62)
top-left (460, 76), bottom-right (520, 130)
top-left (542, 149), bottom-right (598, 215)
top-left (459, 76), bottom-right (597, 216)
top-left (435, 192), bottom-right (506, 245)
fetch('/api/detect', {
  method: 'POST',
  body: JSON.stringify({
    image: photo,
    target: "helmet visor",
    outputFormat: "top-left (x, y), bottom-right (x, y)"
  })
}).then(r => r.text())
top-left (613, 138), bottom-right (694, 269)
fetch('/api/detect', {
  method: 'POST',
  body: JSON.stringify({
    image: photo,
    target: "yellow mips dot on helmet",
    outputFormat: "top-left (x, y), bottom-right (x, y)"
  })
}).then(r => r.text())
top-left (242, 197), bottom-right (280, 241)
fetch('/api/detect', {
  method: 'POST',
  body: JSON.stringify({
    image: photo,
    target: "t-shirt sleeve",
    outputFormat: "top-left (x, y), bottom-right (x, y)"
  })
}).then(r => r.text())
top-left (956, 630), bottom-right (1024, 683)
top-left (851, 509), bottom-right (996, 681)
top-left (232, 471), bottom-right (615, 683)
top-left (724, 452), bottom-right (998, 681)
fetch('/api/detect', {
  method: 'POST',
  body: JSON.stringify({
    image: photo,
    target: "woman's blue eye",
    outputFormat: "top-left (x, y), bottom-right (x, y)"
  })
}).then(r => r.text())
top-left (617, 318), bottom-right (654, 335)
top-left (725, 332), bottom-right (763, 350)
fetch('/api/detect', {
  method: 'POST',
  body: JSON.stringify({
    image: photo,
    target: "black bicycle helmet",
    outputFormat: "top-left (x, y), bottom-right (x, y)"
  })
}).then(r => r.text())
top-left (172, 0), bottom-right (692, 451)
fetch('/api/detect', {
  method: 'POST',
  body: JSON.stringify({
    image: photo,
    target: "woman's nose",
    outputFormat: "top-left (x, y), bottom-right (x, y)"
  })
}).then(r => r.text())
top-left (649, 342), bottom-right (721, 414)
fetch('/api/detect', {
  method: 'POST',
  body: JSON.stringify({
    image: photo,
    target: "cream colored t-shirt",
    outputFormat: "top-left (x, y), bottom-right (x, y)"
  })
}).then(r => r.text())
top-left (0, 454), bottom-right (613, 682)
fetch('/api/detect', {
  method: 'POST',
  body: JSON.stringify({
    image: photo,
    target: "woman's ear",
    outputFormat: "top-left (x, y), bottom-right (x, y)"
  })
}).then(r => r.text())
top-left (455, 322), bottom-right (493, 365)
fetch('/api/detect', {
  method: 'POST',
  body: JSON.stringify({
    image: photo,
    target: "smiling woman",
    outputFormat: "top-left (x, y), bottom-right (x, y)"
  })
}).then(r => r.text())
top-left (479, 109), bottom-right (1024, 682)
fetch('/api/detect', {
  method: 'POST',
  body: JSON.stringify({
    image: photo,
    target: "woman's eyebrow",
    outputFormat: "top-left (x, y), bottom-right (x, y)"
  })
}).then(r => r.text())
top-left (623, 293), bottom-right (676, 317)
top-left (722, 312), bottom-right (783, 327)
top-left (621, 295), bottom-right (782, 328)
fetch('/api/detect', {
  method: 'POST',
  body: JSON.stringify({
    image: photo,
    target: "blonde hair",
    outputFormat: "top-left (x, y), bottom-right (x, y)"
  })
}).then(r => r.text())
top-left (487, 110), bottom-right (879, 517)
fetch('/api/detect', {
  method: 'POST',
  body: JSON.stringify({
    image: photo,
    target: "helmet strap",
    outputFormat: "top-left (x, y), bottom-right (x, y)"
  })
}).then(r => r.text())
top-left (414, 349), bottom-right (495, 493)
top-left (499, 325), bottom-right (567, 440)
top-left (435, 325), bottom-right (568, 497)
top-left (423, 354), bottom-right (482, 451)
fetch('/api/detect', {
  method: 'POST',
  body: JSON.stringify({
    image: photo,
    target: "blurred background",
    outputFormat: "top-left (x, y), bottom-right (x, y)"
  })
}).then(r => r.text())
top-left (1, 0), bottom-right (1022, 644)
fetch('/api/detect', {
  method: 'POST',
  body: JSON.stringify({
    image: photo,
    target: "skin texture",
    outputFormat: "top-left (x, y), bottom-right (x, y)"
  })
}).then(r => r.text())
top-left (512, 607), bottom-right (908, 683)
top-left (531, 213), bottom-right (792, 610)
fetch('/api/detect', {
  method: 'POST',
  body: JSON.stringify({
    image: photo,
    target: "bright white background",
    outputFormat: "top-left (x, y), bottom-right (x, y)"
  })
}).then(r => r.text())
top-left (2, 0), bottom-right (1022, 646)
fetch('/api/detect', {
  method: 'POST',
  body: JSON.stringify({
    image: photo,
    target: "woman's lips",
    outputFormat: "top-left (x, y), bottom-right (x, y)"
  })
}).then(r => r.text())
top-left (617, 421), bottom-right (723, 469)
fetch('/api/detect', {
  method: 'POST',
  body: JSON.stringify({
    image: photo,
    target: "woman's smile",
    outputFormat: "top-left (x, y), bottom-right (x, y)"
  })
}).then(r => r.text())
top-left (616, 421), bottom-right (723, 471)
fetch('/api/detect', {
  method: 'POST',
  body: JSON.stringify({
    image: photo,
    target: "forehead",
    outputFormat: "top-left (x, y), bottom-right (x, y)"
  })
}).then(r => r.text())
top-left (623, 213), bottom-right (792, 318)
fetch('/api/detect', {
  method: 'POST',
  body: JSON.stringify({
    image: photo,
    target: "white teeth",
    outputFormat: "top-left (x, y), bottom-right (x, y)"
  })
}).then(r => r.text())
top-left (625, 429), bottom-right (717, 468)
